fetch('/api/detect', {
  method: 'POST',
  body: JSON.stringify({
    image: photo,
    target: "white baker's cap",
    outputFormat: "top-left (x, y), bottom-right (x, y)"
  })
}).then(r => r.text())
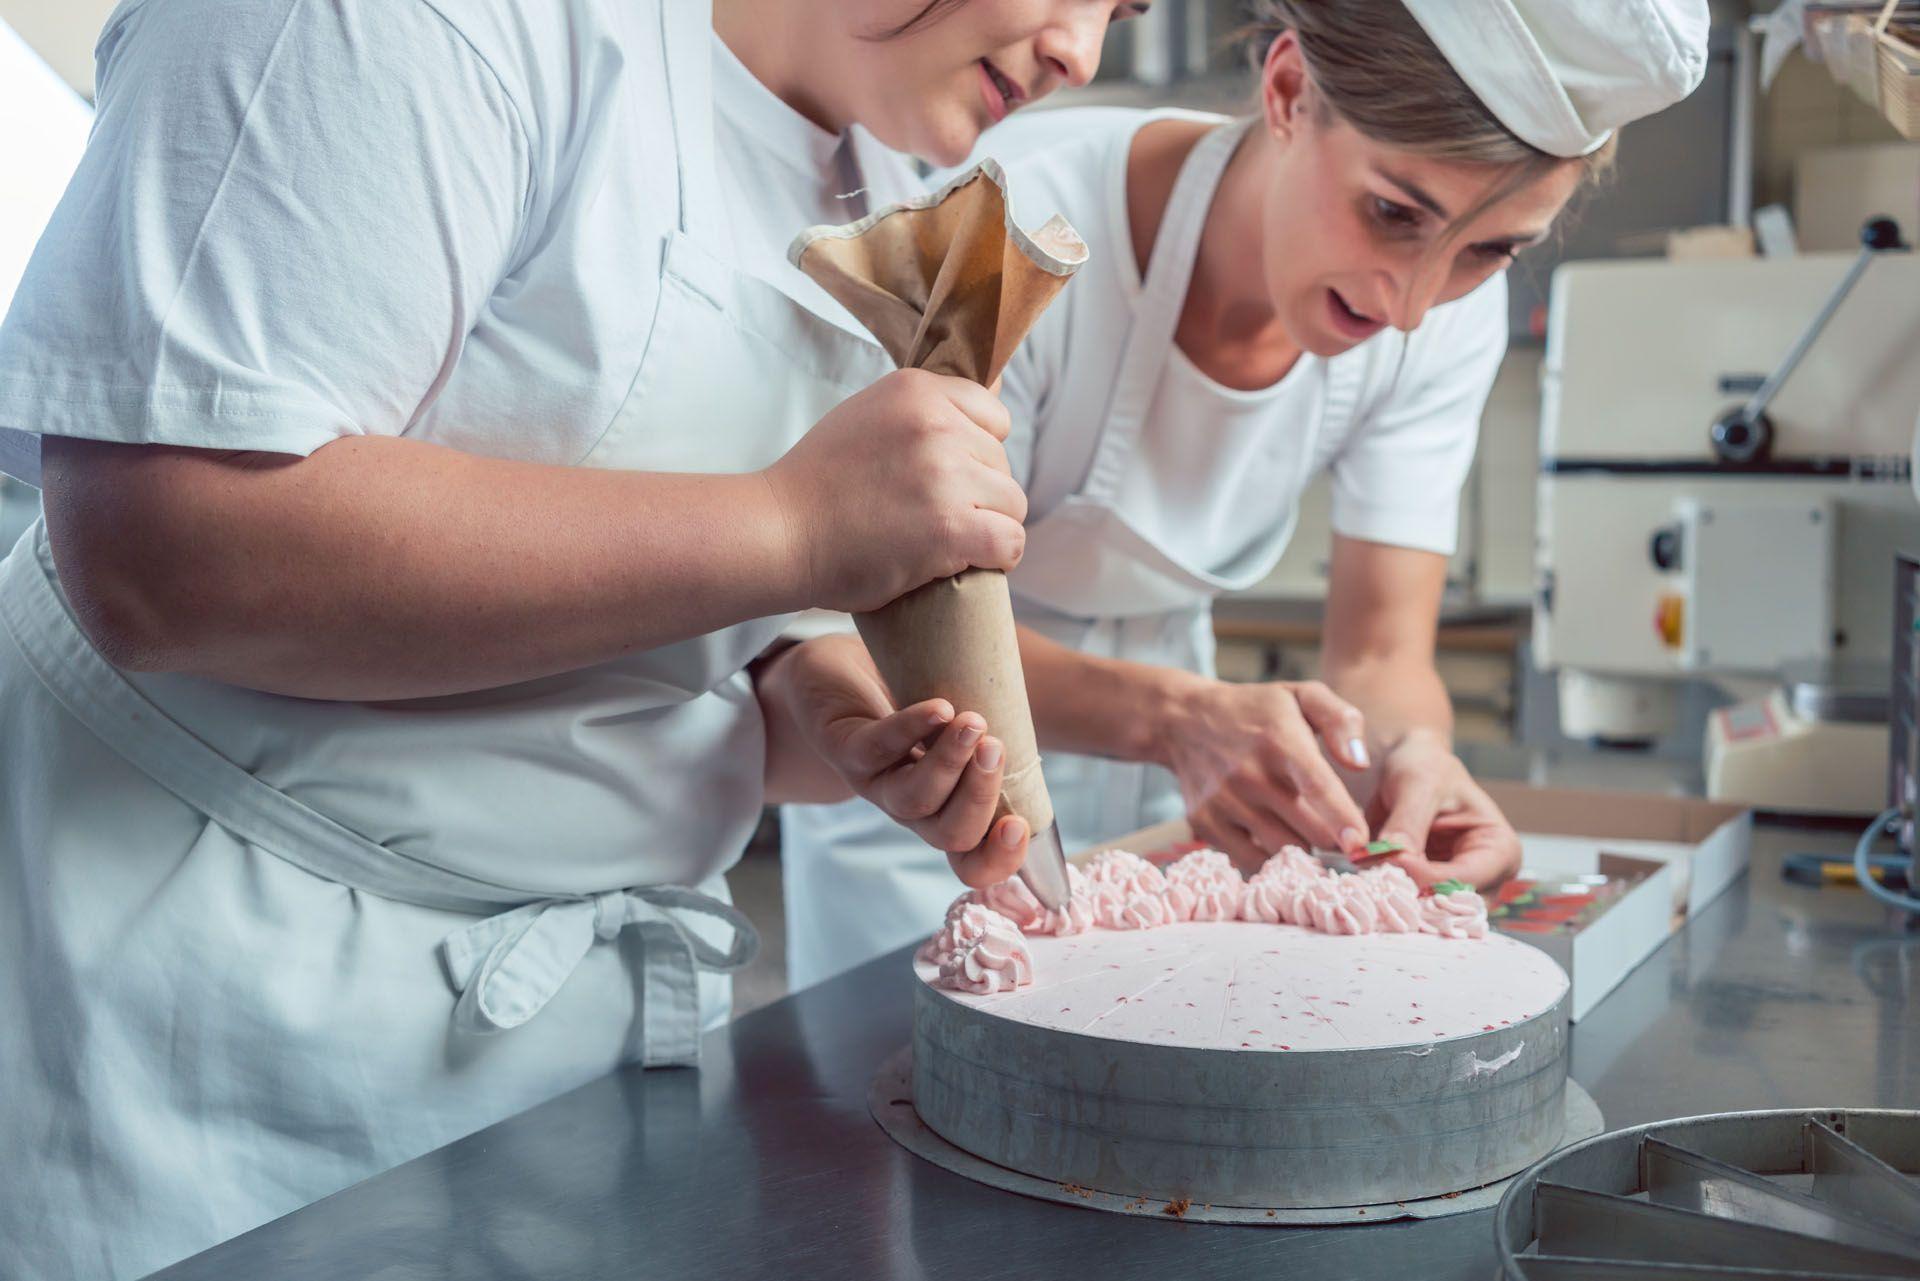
top-left (1399, 0), bottom-right (1711, 157)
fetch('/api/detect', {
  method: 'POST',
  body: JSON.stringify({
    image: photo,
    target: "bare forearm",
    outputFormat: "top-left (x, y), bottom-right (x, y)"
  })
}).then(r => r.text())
top-left (1321, 652), bottom-right (1453, 751)
top-left (1018, 623), bottom-right (1192, 766)
top-left (42, 435), bottom-right (801, 700)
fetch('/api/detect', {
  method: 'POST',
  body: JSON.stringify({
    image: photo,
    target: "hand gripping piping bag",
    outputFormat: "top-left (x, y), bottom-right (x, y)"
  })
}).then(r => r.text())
top-left (788, 161), bottom-right (1087, 908)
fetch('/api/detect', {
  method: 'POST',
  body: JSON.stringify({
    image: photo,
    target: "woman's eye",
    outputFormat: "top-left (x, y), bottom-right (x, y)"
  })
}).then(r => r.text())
top-left (1114, 2), bottom-right (1153, 19)
top-left (1472, 243), bottom-right (1520, 264)
top-left (1371, 197), bottom-right (1420, 230)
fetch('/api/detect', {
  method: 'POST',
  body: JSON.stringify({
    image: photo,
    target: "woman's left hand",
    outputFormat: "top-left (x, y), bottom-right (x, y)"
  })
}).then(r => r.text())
top-left (1366, 730), bottom-right (1520, 889)
top-left (759, 633), bottom-right (1027, 888)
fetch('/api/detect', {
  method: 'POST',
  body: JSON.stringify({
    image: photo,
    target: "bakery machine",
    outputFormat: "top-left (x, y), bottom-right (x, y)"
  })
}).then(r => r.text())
top-left (1533, 219), bottom-right (1920, 814)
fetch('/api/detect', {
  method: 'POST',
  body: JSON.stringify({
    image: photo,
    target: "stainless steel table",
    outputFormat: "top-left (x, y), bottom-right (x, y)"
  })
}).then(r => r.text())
top-left (151, 818), bottom-right (1918, 1281)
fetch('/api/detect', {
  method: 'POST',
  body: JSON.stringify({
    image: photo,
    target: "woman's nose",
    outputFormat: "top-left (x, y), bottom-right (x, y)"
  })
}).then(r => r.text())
top-left (1033, 7), bottom-right (1108, 90)
top-left (1384, 260), bottom-right (1448, 333)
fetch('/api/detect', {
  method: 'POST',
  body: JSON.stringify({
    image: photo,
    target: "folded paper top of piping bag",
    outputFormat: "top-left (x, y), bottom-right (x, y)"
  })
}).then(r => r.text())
top-left (787, 158), bottom-right (1089, 385)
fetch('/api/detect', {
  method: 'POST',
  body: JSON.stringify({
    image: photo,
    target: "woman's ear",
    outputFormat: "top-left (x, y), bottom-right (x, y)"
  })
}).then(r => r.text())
top-left (1260, 30), bottom-right (1310, 143)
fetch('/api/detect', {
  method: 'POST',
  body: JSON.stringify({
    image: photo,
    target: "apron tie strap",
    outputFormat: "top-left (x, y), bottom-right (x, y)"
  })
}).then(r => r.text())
top-left (440, 885), bottom-right (760, 1037)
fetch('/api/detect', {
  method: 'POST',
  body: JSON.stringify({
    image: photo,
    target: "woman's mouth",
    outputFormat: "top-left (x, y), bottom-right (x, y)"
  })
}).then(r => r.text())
top-left (977, 58), bottom-right (1024, 124)
top-left (1325, 288), bottom-right (1385, 341)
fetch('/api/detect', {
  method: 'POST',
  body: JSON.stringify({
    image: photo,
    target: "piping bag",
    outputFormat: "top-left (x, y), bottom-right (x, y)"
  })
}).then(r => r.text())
top-left (788, 160), bottom-right (1087, 909)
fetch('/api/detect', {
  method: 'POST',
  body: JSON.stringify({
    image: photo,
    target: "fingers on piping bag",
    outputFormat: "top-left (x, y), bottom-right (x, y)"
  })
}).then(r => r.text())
top-left (788, 162), bottom-right (1087, 910)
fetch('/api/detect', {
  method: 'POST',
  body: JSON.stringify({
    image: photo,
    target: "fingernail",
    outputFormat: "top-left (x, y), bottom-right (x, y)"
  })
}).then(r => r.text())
top-left (976, 737), bottom-right (1003, 770)
top-left (1347, 737), bottom-right (1370, 769)
top-left (999, 817), bottom-right (1027, 847)
top-left (1340, 826), bottom-right (1365, 852)
top-left (957, 722), bottom-right (983, 749)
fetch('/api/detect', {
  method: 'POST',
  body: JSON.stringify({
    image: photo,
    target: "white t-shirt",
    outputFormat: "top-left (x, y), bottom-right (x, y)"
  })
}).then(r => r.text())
top-left (982, 108), bottom-right (1505, 583)
top-left (0, 0), bottom-right (920, 889)
top-left (0, 0), bottom-right (914, 485)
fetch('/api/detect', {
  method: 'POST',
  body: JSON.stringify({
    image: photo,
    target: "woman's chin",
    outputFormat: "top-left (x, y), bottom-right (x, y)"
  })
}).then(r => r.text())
top-left (874, 103), bottom-right (983, 170)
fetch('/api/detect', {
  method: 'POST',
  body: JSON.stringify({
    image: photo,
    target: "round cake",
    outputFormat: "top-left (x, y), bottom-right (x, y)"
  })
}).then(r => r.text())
top-left (909, 852), bottom-right (1572, 1209)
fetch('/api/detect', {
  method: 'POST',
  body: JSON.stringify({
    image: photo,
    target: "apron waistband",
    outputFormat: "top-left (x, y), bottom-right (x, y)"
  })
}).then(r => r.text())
top-left (0, 527), bottom-right (757, 1057)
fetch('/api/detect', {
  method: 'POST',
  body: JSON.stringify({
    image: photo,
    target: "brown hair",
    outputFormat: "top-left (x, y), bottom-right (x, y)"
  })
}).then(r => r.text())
top-left (1246, 0), bottom-right (1614, 232)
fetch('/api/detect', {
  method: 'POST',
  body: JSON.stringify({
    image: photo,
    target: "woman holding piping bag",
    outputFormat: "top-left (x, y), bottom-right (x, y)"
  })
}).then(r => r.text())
top-left (0, 0), bottom-right (1143, 1274)
top-left (783, 0), bottom-right (1711, 989)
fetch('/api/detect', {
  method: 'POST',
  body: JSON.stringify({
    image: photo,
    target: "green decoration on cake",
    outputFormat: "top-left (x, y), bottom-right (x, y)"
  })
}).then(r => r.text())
top-left (1431, 878), bottom-right (1470, 897)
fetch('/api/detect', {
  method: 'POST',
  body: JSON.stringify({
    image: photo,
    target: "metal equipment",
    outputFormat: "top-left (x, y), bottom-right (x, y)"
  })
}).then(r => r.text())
top-left (1494, 1108), bottom-right (1920, 1277)
top-left (1534, 218), bottom-right (1920, 808)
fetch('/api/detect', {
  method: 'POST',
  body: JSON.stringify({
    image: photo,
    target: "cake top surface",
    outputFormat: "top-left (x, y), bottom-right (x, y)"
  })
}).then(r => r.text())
top-left (915, 921), bottom-right (1568, 1052)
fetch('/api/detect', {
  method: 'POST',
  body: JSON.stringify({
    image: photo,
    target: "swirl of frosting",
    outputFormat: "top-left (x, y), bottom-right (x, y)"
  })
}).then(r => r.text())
top-left (1237, 875), bottom-right (1290, 924)
top-left (974, 876), bottom-right (1045, 931)
top-left (1347, 866), bottom-right (1424, 933)
top-left (918, 898), bottom-right (995, 967)
top-left (1161, 848), bottom-right (1243, 922)
top-left (1084, 848), bottom-right (1169, 897)
top-left (1252, 846), bottom-right (1325, 885)
top-left (1090, 881), bottom-right (1172, 930)
top-left (1298, 879), bottom-right (1378, 935)
top-left (935, 906), bottom-right (1035, 994)
top-left (1421, 887), bottom-right (1490, 939)
top-left (1030, 864), bottom-right (1097, 936)
top-left (1165, 848), bottom-right (1236, 886)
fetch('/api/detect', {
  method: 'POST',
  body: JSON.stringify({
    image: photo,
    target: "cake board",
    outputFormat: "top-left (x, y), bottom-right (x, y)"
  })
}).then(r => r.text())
top-left (870, 1046), bottom-right (1603, 1226)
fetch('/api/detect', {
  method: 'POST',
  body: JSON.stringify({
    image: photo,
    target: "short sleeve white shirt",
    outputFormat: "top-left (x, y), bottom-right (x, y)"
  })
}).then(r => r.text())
top-left (977, 108), bottom-right (1505, 580)
top-left (0, 0), bottom-right (916, 486)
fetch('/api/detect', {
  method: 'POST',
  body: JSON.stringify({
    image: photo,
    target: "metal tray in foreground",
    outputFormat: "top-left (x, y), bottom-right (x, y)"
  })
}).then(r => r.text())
top-left (1493, 1108), bottom-right (1920, 1278)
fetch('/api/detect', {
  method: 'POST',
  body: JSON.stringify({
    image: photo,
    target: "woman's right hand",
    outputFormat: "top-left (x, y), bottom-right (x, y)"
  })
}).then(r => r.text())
top-left (762, 369), bottom-right (1029, 613)
top-left (1163, 677), bottom-right (1373, 868)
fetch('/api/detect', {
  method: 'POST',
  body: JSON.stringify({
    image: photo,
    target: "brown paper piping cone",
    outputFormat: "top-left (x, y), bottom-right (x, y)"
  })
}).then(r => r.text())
top-left (788, 161), bottom-right (1087, 908)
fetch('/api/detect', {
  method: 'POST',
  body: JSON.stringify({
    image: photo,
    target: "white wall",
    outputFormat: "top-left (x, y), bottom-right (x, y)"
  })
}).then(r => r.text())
top-left (0, 0), bottom-right (119, 96)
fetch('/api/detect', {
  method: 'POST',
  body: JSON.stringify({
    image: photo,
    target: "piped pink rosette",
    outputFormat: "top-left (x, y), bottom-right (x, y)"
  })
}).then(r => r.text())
top-left (1083, 849), bottom-right (1174, 930)
top-left (933, 904), bottom-right (1035, 994)
top-left (1421, 886), bottom-right (1490, 939)
top-left (974, 865), bottom-right (1097, 937)
top-left (1240, 845), bottom-right (1330, 925)
top-left (1343, 865), bottom-right (1426, 934)
top-left (1164, 849), bottom-right (1242, 923)
top-left (917, 897), bottom-right (994, 968)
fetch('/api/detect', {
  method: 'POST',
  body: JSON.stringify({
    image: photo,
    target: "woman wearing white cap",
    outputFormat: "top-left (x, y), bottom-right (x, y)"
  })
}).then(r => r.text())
top-left (0, 0), bottom-right (1146, 1274)
top-left (783, 0), bottom-right (1710, 988)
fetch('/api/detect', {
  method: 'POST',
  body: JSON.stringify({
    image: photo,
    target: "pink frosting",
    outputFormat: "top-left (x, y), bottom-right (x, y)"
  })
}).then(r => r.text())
top-left (1301, 879), bottom-right (1379, 935)
top-left (1345, 866), bottom-right (1425, 933)
top-left (1237, 876), bottom-right (1290, 924)
top-left (973, 877), bottom-right (1044, 929)
top-left (1084, 848), bottom-right (1168, 897)
top-left (1421, 888), bottom-right (1490, 939)
top-left (1165, 849), bottom-right (1241, 922)
top-left (918, 845), bottom-right (1495, 996)
top-left (973, 866), bottom-right (1096, 937)
top-left (1031, 865), bottom-right (1097, 936)
top-left (1252, 846), bottom-right (1325, 884)
top-left (935, 906), bottom-right (1035, 994)
top-left (918, 898), bottom-right (995, 968)
top-left (1091, 882), bottom-right (1173, 930)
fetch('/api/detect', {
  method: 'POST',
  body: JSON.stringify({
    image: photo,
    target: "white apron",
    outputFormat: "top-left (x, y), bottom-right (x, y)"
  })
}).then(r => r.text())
top-left (0, 2), bottom-right (897, 1276)
top-left (781, 119), bottom-right (1363, 989)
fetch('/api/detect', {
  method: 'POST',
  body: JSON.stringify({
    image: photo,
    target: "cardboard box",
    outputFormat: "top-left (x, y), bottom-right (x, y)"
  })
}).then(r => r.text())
top-left (1480, 783), bottom-right (1753, 920)
top-left (1082, 785), bottom-right (1753, 1025)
